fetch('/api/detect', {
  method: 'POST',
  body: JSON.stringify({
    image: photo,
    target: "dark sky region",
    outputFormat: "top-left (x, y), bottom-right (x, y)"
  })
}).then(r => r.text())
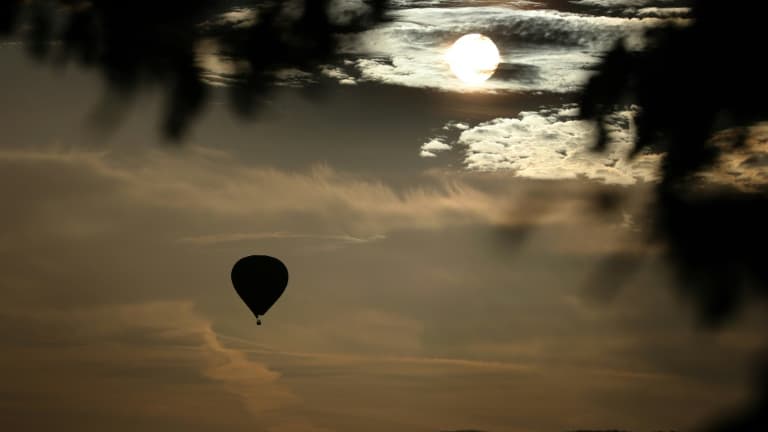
top-left (2, 1), bottom-right (768, 431)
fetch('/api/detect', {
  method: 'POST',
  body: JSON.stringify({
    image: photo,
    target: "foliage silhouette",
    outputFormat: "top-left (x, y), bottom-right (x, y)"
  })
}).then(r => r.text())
top-left (580, 0), bottom-right (768, 326)
top-left (580, 1), bottom-right (768, 430)
top-left (0, 0), bottom-right (388, 139)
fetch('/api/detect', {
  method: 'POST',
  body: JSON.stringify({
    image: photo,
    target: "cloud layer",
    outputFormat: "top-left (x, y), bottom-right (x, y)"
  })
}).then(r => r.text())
top-left (0, 301), bottom-right (294, 431)
top-left (336, 4), bottom-right (688, 93)
top-left (420, 109), bottom-right (768, 189)
top-left (196, 1), bottom-right (690, 94)
top-left (422, 105), bottom-right (662, 184)
top-left (0, 140), bottom-right (763, 431)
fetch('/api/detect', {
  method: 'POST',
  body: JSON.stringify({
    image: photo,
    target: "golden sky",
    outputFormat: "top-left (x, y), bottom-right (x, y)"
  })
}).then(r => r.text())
top-left (1, 2), bottom-right (767, 430)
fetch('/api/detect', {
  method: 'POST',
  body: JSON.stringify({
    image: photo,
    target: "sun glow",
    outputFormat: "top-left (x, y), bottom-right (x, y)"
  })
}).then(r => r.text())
top-left (445, 33), bottom-right (501, 86)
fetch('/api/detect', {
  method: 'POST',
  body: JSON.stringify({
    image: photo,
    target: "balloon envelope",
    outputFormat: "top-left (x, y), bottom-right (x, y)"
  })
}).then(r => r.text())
top-left (231, 255), bottom-right (288, 319)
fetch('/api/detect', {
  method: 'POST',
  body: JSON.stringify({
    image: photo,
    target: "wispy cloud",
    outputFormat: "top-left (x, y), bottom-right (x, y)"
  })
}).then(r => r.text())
top-left (0, 140), bottom-right (761, 432)
top-left (179, 231), bottom-right (386, 246)
top-left (0, 301), bottom-right (295, 429)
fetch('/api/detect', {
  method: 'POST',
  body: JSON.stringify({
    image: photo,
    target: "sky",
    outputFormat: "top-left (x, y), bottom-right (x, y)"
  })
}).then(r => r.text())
top-left (1, 1), bottom-right (768, 431)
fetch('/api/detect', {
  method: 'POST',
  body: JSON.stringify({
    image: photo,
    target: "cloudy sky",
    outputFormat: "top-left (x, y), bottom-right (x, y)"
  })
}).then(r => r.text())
top-left (2, 1), bottom-right (767, 431)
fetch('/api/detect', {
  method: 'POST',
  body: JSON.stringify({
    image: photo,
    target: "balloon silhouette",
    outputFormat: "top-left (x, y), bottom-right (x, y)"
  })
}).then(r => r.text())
top-left (231, 255), bottom-right (288, 325)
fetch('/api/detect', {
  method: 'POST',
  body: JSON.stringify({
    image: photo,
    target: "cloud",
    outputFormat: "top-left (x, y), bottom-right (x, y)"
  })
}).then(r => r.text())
top-left (328, 0), bottom-right (373, 25)
top-left (336, 6), bottom-right (688, 93)
top-left (0, 143), bottom-right (656, 276)
top-left (420, 138), bottom-right (453, 157)
top-left (319, 65), bottom-right (357, 85)
top-left (419, 112), bottom-right (768, 189)
top-left (202, 7), bottom-right (259, 29)
top-left (179, 231), bottom-right (386, 248)
top-left (695, 123), bottom-right (768, 191)
top-left (201, 1), bottom-right (378, 29)
top-left (274, 68), bottom-right (317, 87)
top-left (194, 2), bottom-right (689, 93)
top-left (0, 301), bottom-right (294, 430)
top-left (195, 38), bottom-right (247, 87)
top-left (422, 139), bottom-right (452, 152)
top-left (389, 0), bottom-right (541, 8)
top-left (0, 146), bottom-right (529, 238)
top-left (570, 0), bottom-right (692, 19)
top-left (636, 7), bottom-right (691, 18)
top-left (195, 38), bottom-right (316, 88)
top-left (422, 105), bottom-right (662, 185)
top-left (193, 2), bottom-right (372, 89)
top-left (572, 0), bottom-right (684, 7)
top-left (445, 121), bottom-right (470, 131)
top-left (0, 142), bottom-right (762, 432)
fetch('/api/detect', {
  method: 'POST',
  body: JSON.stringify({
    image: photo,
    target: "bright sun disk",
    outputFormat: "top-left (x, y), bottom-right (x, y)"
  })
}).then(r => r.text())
top-left (445, 33), bottom-right (501, 86)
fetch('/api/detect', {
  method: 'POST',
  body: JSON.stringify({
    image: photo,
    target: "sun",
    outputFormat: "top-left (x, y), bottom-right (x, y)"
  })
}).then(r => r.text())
top-left (445, 33), bottom-right (501, 86)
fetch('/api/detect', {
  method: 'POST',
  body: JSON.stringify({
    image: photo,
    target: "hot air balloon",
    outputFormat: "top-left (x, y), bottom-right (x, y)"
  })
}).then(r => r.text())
top-left (231, 255), bottom-right (288, 325)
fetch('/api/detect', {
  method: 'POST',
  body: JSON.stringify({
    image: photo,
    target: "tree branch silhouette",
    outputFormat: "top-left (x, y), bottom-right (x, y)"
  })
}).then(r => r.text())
top-left (580, 1), bottom-right (768, 430)
top-left (1, 0), bottom-right (389, 139)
